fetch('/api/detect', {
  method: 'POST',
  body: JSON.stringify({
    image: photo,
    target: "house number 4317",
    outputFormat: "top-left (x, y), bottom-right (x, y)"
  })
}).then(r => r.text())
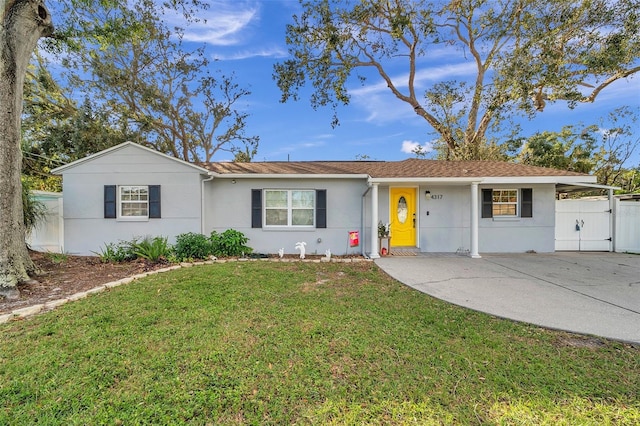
top-left (430, 194), bottom-right (443, 199)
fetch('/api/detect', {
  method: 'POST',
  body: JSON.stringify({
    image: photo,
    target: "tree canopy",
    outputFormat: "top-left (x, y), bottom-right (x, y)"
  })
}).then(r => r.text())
top-left (274, 0), bottom-right (640, 159)
top-left (519, 107), bottom-right (640, 191)
top-left (28, 0), bottom-right (258, 165)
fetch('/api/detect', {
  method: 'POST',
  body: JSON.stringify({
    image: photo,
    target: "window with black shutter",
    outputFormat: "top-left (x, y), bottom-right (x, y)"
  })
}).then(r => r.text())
top-left (104, 185), bottom-right (116, 218)
top-left (251, 189), bottom-right (262, 228)
top-left (521, 188), bottom-right (533, 218)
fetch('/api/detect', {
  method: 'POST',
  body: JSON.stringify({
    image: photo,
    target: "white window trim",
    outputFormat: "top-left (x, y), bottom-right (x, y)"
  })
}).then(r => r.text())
top-left (117, 185), bottom-right (150, 221)
top-left (492, 189), bottom-right (519, 218)
top-left (264, 189), bottom-right (315, 228)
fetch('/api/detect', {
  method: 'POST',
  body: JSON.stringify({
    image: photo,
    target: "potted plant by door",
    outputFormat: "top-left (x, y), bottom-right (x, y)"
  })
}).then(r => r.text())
top-left (378, 221), bottom-right (390, 255)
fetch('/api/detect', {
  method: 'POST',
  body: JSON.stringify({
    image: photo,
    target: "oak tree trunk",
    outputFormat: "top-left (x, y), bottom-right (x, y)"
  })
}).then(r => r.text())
top-left (0, 0), bottom-right (53, 298)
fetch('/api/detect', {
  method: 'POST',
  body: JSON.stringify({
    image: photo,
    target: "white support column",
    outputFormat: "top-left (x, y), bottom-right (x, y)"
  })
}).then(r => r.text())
top-left (470, 182), bottom-right (481, 258)
top-left (370, 183), bottom-right (380, 259)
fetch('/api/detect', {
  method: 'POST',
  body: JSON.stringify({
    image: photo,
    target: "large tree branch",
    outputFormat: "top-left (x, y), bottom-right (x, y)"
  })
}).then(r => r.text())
top-left (581, 66), bottom-right (640, 103)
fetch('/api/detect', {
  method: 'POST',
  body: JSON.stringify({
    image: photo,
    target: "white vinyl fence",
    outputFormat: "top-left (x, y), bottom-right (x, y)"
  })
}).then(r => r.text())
top-left (26, 191), bottom-right (64, 253)
top-left (556, 198), bottom-right (640, 253)
top-left (555, 199), bottom-right (611, 251)
top-left (615, 199), bottom-right (640, 254)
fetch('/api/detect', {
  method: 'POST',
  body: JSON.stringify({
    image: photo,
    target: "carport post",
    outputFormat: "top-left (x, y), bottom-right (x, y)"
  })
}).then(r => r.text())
top-left (470, 182), bottom-right (481, 258)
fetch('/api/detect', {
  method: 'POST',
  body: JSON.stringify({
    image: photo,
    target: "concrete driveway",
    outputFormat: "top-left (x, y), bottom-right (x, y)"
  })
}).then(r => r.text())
top-left (375, 252), bottom-right (640, 344)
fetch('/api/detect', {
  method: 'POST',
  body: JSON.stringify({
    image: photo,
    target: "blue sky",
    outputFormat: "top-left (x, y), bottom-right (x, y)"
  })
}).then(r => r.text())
top-left (62, 0), bottom-right (640, 164)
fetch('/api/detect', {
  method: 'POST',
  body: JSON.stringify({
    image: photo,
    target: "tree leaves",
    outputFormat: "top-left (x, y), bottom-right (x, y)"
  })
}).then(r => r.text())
top-left (274, 0), bottom-right (640, 159)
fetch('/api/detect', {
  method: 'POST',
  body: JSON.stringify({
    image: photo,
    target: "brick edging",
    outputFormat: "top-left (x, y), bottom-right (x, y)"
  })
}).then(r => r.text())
top-left (0, 257), bottom-right (371, 324)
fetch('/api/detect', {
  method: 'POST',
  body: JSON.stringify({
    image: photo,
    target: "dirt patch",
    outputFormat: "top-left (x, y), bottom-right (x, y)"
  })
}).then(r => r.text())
top-left (555, 335), bottom-right (607, 349)
top-left (0, 251), bottom-right (167, 315)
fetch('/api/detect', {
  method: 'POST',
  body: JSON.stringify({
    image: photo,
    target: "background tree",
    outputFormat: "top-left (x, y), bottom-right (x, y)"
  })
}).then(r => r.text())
top-left (519, 107), bottom-right (640, 191)
top-left (63, 1), bottom-right (258, 163)
top-left (22, 55), bottom-right (137, 191)
top-left (589, 107), bottom-right (640, 189)
top-left (274, 0), bottom-right (640, 159)
top-left (519, 126), bottom-right (596, 173)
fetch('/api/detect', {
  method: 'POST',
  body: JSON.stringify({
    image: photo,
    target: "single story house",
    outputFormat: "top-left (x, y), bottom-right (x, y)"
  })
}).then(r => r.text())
top-left (52, 141), bottom-right (605, 258)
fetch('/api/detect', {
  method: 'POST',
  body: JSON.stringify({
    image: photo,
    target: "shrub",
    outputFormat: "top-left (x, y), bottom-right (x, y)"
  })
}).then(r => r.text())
top-left (131, 236), bottom-right (171, 263)
top-left (94, 240), bottom-right (137, 263)
top-left (210, 229), bottom-right (252, 257)
top-left (173, 232), bottom-right (212, 261)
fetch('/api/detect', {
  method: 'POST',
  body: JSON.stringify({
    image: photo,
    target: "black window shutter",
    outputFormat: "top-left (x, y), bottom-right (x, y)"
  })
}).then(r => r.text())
top-left (316, 189), bottom-right (327, 228)
top-left (104, 185), bottom-right (116, 219)
top-left (481, 189), bottom-right (493, 218)
top-left (251, 189), bottom-right (262, 228)
top-left (149, 185), bottom-right (161, 218)
top-left (521, 188), bottom-right (533, 218)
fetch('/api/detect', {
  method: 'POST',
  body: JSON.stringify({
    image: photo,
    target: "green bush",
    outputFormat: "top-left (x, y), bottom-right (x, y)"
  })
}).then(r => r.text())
top-left (173, 232), bottom-right (212, 261)
top-left (131, 236), bottom-right (171, 263)
top-left (210, 229), bottom-right (252, 257)
top-left (94, 240), bottom-right (137, 263)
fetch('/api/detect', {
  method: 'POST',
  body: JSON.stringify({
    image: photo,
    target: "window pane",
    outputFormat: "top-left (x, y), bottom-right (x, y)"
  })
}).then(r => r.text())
top-left (265, 190), bottom-right (287, 207)
top-left (120, 186), bottom-right (149, 217)
top-left (397, 196), bottom-right (408, 224)
top-left (292, 209), bottom-right (314, 226)
top-left (492, 189), bottom-right (518, 217)
top-left (493, 204), bottom-right (516, 216)
top-left (266, 209), bottom-right (288, 226)
top-left (122, 203), bottom-right (148, 217)
top-left (292, 191), bottom-right (314, 208)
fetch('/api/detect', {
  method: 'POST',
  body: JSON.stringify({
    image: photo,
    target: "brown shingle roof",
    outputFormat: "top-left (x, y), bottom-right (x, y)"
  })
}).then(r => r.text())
top-left (201, 159), bottom-right (589, 178)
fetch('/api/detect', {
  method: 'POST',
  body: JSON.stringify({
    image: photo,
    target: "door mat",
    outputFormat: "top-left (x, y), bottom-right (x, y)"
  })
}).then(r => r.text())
top-left (390, 250), bottom-right (417, 256)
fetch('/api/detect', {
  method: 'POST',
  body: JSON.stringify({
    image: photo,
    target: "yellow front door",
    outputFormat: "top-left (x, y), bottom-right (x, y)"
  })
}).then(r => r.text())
top-left (390, 188), bottom-right (416, 247)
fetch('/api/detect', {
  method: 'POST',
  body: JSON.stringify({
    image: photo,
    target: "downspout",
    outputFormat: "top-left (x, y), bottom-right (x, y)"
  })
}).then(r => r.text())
top-left (201, 174), bottom-right (214, 234)
top-left (361, 183), bottom-right (372, 258)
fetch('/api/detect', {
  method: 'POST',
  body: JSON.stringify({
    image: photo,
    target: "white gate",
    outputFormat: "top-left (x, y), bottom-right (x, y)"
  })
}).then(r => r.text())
top-left (26, 191), bottom-right (64, 253)
top-left (555, 199), bottom-right (611, 251)
top-left (615, 200), bottom-right (640, 253)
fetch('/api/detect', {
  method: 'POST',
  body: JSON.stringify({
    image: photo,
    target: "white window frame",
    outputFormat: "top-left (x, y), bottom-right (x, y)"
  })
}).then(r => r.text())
top-left (264, 189), bottom-right (315, 228)
top-left (118, 185), bottom-right (149, 220)
top-left (492, 189), bottom-right (518, 217)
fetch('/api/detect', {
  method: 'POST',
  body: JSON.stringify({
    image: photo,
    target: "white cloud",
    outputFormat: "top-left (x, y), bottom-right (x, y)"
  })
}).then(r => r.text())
top-left (348, 61), bottom-right (477, 124)
top-left (212, 46), bottom-right (288, 61)
top-left (401, 140), bottom-right (433, 155)
top-left (350, 62), bottom-right (477, 98)
top-left (164, 2), bottom-right (260, 46)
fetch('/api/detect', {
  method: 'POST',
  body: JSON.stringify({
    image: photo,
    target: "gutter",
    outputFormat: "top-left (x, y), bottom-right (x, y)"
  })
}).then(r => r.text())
top-left (201, 174), bottom-right (214, 234)
top-left (361, 184), bottom-right (372, 259)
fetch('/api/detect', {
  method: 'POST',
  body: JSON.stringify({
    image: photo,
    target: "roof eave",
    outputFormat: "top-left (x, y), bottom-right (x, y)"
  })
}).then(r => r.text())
top-left (369, 177), bottom-right (482, 184)
top-left (51, 141), bottom-right (210, 175)
top-left (482, 175), bottom-right (597, 185)
top-left (210, 173), bottom-right (371, 179)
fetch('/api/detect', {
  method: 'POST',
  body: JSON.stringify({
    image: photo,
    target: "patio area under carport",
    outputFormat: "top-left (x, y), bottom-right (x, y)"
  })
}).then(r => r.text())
top-left (376, 252), bottom-right (640, 344)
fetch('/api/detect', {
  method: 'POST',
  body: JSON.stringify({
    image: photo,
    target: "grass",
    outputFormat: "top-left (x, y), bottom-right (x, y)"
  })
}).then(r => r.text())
top-left (1, 261), bottom-right (638, 424)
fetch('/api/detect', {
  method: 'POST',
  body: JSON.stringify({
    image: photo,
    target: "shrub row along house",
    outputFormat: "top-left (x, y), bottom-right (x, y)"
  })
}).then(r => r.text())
top-left (51, 142), bottom-right (605, 258)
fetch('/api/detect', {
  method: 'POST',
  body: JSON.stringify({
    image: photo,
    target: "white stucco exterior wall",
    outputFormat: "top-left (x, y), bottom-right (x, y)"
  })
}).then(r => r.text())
top-left (415, 184), bottom-right (556, 253)
top-left (59, 144), bottom-right (205, 255)
top-left (204, 177), bottom-right (369, 256)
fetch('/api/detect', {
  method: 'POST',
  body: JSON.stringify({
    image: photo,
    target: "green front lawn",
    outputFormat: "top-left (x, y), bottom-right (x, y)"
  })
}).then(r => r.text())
top-left (1, 262), bottom-right (638, 424)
